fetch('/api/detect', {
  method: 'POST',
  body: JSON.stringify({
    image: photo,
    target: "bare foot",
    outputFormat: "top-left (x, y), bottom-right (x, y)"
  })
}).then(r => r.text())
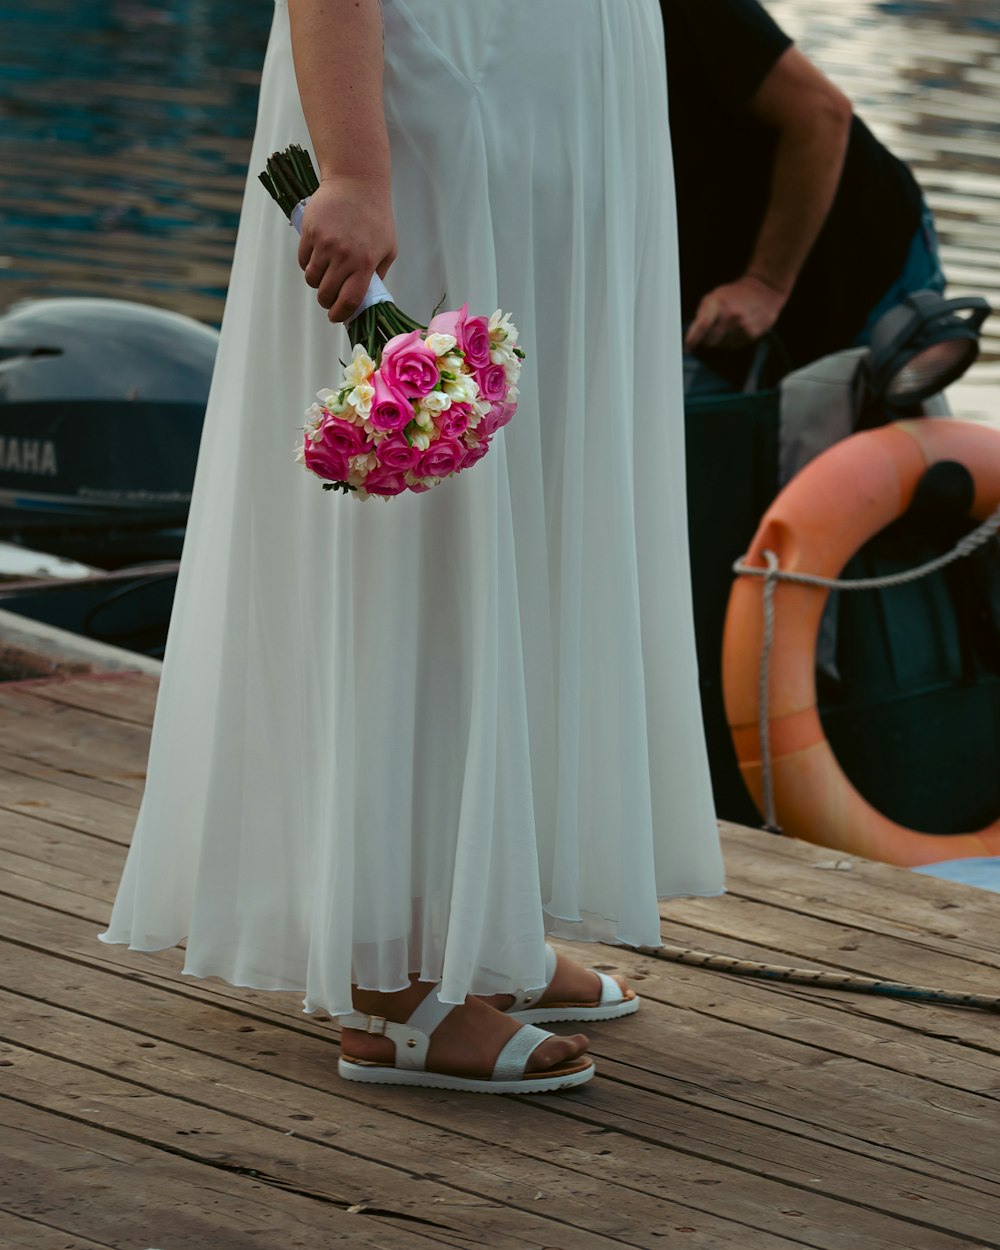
top-left (342, 978), bottom-right (590, 1079)
top-left (481, 949), bottom-right (633, 1013)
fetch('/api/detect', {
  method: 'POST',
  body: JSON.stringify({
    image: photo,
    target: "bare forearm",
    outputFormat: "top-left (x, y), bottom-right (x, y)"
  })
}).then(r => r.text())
top-left (747, 104), bottom-right (851, 298)
top-left (287, 0), bottom-right (390, 183)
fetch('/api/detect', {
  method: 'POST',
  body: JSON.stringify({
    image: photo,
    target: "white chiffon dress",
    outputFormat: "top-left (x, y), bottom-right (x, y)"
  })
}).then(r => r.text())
top-left (100, 0), bottom-right (725, 1017)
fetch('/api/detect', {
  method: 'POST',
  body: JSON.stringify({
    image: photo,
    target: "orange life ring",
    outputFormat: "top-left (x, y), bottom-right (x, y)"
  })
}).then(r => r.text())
top-left (722, 418), bottom-right (1000, 867)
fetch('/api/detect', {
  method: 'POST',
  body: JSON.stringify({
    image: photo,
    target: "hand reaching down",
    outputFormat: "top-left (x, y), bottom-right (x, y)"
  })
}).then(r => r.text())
top-left (684, 274), bottom-right (788, 353)
top-left (297, 174), bottom-right (397, 324)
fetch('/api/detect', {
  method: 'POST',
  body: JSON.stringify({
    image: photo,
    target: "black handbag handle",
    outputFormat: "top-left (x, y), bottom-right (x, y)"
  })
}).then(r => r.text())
top-left (743, 331), bottom-right (791, 395)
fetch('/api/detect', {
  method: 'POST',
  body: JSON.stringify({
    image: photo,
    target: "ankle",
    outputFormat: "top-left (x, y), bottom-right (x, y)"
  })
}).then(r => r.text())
top-left (351, 975), bottom-right (440, 1024)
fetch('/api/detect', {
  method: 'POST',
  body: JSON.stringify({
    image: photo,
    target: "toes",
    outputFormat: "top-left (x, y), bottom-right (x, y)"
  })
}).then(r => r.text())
top-left (613, 974), bottom-right (634, 999)
top-left (528, 1030), bottom-right (589, 1073)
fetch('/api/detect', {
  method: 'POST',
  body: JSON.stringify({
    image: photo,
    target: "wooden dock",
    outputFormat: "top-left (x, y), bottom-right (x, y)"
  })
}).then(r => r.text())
top-left (2, 671), bottom-right (999, 1250)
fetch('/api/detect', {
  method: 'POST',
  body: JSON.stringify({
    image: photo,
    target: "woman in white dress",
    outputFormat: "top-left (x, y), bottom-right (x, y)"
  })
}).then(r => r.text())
top-left (100, 0), bottom-right (725, 1094)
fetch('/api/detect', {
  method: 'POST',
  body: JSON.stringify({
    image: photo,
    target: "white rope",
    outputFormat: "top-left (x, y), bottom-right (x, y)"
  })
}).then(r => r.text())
top-left (733, 503), bottom-right (1000, 832)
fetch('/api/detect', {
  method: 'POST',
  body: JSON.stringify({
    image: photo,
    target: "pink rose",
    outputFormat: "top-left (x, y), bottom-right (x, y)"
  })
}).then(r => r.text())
top-left (494, 400), bottom-right (516, 428)
top-left (370, 371), bottom-right (414, 433)
top-left (320, 414), bottom-right (371, 457)
top-left (461, 316), bottom-right (491, 369)
top-left (380, 331), bottom-right (440, 399)
top-left (427, 303), bottom-right (490, 369)
top-left (304, 438), bottom-right (352, 483)
top-left (418, 437), bottom-right (466, 480)
top-left (364, 466), bottom-right (410, 497)
top-left (438, 403), bottom-right (471, 438)
top-left (427, 303), bottom-right (467, 344)
top-left (462, 435), bottom-right (491, 470)
top-left (481, 400), bottom-right (516, 439)
top-left (376, 432), bottom-right (420, 472)
top-left (477, 362), bottom-right (508, 404)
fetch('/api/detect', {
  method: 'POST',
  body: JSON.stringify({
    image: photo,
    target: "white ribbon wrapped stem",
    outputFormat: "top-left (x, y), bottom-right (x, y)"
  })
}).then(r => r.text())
top-left (290, 198), bottom-right (395, 323)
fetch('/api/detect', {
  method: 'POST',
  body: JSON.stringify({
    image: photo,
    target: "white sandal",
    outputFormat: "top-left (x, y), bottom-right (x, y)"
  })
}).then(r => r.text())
top-left (338, 990), bottom-right (595, 1094)
top-left (504, 944), bottom-right (641, 1024)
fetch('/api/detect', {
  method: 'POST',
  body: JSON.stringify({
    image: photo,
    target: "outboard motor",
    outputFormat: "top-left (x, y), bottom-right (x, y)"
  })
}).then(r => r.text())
top-left (0, 297), bottom-right (217, 566)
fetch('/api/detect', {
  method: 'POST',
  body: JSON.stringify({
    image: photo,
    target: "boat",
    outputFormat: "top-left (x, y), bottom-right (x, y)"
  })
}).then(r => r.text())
top-left (0, 297), bottom-right (215, 655)
top-left (0, 296), bottom-right (215, 568)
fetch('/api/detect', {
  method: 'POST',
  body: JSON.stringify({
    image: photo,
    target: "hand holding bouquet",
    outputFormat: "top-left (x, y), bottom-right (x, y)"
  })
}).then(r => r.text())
top-left (260, 146), bottom-right (524, 499)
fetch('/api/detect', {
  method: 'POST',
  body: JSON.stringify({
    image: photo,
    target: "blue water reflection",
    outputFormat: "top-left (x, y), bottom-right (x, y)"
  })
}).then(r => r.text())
top-left (0, 0), bottom-right (272, 315)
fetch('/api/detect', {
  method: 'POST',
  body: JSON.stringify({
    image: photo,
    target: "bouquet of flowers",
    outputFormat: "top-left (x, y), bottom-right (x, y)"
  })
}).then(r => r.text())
top-left (259, 145), bottom-right (524, 499)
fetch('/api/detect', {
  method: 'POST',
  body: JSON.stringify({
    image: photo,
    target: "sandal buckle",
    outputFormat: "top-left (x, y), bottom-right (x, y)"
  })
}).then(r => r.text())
top-left (366, 1015), bottom-right (388, 1036)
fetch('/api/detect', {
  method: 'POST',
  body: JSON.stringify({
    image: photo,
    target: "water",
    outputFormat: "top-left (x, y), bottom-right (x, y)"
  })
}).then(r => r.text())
top-left (0, 0), bottom-right (272, 322)
top-left (0, 1), bottom-right (998, 418)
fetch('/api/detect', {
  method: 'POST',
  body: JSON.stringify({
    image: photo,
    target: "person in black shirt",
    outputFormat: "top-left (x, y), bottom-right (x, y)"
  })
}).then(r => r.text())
top-left (662, 0), bottom-right (946, 391)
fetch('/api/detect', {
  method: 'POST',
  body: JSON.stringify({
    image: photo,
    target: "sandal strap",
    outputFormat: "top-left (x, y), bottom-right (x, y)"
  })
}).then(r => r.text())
top-left (339, 991), bottom-right (457, 1072)
top-left (491, 1023), bottom-right (555, 1082)
top-left (595, 971), bottom-right (626, 1006)
top-left (506, 944), bottom-right (558, 1011)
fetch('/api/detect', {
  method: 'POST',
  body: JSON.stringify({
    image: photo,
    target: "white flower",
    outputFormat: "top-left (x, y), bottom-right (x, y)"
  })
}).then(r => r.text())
top-left (425, 332), bottom-right (458, 357)
top-left (415, 410), bottom-right (435, 431)
top-left (293, 441), bottom-right (307, 465)
top-left (438, 352), bottom-right (465, 377)
top-left (490, 344), bottom-right (516, 367)
top-left (303, 406), bottom-right (325, 441)
top-left (504, 357), bottom-right (522, 385)
top-left (444, 373), bottom-right (480, 404)
top-left (489, 310), bottom-right (519, 348)
top-left (411, 430), bottom-right (432, 452)
top-left (344, 344), bottom-right (376, 387)
top-left (348, 380), bottom-right (375, 416)
top-left (418, 390), bottom-right (452, 414)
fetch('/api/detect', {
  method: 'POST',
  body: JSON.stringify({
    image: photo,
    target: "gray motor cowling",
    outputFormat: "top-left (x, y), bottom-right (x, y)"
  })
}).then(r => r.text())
top-left (0, 297), bottom-right (218, 405)
top-left (0, 298), bottom-right (219, 563)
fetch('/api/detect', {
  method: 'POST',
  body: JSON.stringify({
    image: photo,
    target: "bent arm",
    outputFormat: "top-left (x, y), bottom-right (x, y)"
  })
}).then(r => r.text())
top-left (686, 46), bottom-right (852, 352)
top-left (287, 0), bottom-right (397, 322)
top-left (745, 45), bottom-right (853, 300)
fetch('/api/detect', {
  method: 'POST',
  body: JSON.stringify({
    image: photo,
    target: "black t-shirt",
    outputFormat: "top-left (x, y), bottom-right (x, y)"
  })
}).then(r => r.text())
top-left (661, 0), bottom-right (924, 372)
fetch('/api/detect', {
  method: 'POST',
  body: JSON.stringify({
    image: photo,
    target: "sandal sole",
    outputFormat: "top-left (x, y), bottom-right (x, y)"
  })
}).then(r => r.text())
top-left (338, 1057), bottom-right (595, 1094)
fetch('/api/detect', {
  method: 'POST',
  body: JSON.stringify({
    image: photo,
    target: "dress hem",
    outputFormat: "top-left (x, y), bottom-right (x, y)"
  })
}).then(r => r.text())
top-left (96, 884), bottom-right (726, 1015)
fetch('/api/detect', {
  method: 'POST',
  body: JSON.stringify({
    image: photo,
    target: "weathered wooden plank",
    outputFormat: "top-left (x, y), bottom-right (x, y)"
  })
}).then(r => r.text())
top-left (0, 688), bottom-right (150, 788)
top-left (667, 890), bottom-right (1000, 998)
top-left (6, 883), bottom-right (1000, 1125)
top-left (718, 825), bottom-right (1000, 962)
top-left (4, 932), bottom-right (1000, 1241)
top-left (0, 857), bottom-right (117, 916)
top-left (614, 941), bottom-right (1000, 1094)
top-left (3, 984), bottom-right (994, 1250)
top-left (655, 915), bottom-right (1000, 1057)
top-left (0, 749), bottom-right (141, 809)
top-left (0, 813), bottom-right (128, 902)
top-left (0, 1209), bottom-right (115, 1250)
top-left (0, 1101), bottom-right (460, 1250)
top-left (0, 768), bottom-right (134, 842)
top-left (20, 674), bottom-right (158, 727)
top-left (0, 1040), bottom-right (720, 1250)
